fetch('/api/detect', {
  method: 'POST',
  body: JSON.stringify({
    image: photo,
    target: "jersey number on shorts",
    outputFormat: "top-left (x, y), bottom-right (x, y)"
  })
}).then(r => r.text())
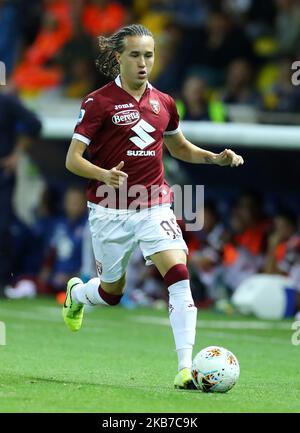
top-left (130, 119), bottom-right (156, 149)
top-left (160, 219), bottom-right (182, 239)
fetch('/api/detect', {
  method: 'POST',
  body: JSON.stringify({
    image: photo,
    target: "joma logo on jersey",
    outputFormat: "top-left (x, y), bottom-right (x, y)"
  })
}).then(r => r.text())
top-left (114, 103), bottom-right (134, 110)
top-left (127, 150), bottom-right (156, 156)
top-left (112, 109), bottom-right (140, 125)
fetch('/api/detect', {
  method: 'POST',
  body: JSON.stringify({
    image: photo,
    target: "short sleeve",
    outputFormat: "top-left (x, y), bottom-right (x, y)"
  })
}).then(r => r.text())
top-left (73, 96), bottom-right (104, 145)
top-left (164, 95), bottom-right (180, 136)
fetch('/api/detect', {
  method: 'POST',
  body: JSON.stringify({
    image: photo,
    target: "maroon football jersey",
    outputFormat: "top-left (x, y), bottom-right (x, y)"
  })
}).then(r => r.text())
top-left (73, 75), bottom-right (180, 209)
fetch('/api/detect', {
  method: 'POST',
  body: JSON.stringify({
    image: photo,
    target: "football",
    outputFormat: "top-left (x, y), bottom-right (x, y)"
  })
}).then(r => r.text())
top-left (191, 346), bottom-right (240, 393)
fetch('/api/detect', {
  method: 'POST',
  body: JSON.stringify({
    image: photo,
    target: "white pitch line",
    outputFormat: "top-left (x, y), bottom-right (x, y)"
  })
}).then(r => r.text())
top-left (34, 306), bottom-right (62, 315)
top-left (131, 316), bottom-right (291, 344)
top-left (0, 307), bottom-right (293, 332)
top-left (133, 315), bottom-right (293, 330)
top-left (199, 330), bottom-right (289, 345)
top-left (0, 307), bottom-right (121, 327)
top-left (0, 309), bottom-right (61, 323)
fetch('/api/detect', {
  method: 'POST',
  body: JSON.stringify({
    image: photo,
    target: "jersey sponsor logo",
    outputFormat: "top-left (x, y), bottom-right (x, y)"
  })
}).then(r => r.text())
top-left (112, 109), bottom-right (140, 125)
top-left (127, 149), bottom-right (156, 156)
top-left (76, 109), bottom-right (85, 125)
top-left (149, 98), bottom-right (160, 114)
top-left (114, 103), bottom-right (134, 110)
top-left (129, 119), bottom-right (156, 149)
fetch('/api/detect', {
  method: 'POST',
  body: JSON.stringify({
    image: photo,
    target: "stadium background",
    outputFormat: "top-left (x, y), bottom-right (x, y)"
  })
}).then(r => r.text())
top-left (1, 0), bottom-right (300, 313)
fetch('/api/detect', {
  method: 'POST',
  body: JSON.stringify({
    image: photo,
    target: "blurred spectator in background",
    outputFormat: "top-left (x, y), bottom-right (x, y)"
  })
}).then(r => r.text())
top-left (167, 74), bottom-right (228, 189)
top-left (273, 229), bottom-right (300, 292)
top-left (39, 186), bottom-right (87, 294)
top-left (5, 186), bottom-right (87, 298)
top-left (275, 0), bottom-right (300, 56)
top-left (263, 57), bottom-right (300, 112)
top-left (281, 235), bottom-right (300, 292)
top-left (83, 0), bottom-right (127, 37)
top-left (264, 209), bottom-right (299, 274)
top-left (232, 209), bottom-right (300, 320)
top-left (177, 74), bottom-right (229, 121)
top-left (19, 0), bottom-right (43, 50)
top-left (151, 19), bottom-right (183, 94)
top-left (12, 0), bottom-right (128, 95)
top-left (13, 1), bottom-right (72, 93)
top-left (234, 189), bottom-right (271, 251)
top-left (3, 0), bottom-right (299, 107)
top-left (221, 207), bottom-right (260, 295)
top-left (0, 91), bottom-right (41, 295)
top-left (56, 23), bottom-right (97, 98)
top-left (189, 201), bottom-right (226, 305)
top-left (221, 190), bottom-right (270, 293)
top-left (169, 0), bottom-right (210, 28)
top-left (248, 0), bottom-right (277, 32)
top-left (179, 10), bottom-right (254, 88)
top-left (221, 0), bottom-right (276, 39)
top-left (221, 58), bottom-right (262, 107)
top-left (0, 0), bottom-right (20, 77)
top-left (4, 184), bottom-right (60, 299)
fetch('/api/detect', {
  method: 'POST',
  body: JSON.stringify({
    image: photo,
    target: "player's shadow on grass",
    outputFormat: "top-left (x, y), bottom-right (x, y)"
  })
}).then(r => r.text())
top-left (26, 376), bottom-right (197, 392)
top-left (26, 376), bottom-right (164, 390)
top-left (27, 376), bottom-right (104, 387)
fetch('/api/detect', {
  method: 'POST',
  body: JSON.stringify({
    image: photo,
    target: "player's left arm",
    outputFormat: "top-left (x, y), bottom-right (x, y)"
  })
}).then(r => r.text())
top-left (164, 130), bottom-right (244, 167)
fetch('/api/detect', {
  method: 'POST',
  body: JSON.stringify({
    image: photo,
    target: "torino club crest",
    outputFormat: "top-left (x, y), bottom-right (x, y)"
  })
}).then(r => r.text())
top-left (95, 260), bottom-right (103, 276)
top-left (149, 99), bottom-right (160, 114)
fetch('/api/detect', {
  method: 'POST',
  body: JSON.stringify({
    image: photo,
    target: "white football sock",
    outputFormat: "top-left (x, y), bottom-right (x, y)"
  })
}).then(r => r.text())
top-left (72, 278), bottom-right (108, 306)
top-left (177, 348), bottom-right (193, 372)
top-left (168, 279), bottom-right (197, 371)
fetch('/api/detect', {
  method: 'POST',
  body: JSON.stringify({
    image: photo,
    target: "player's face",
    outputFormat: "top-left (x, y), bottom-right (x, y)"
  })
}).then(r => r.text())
top-left (117, 35), bottom-right (155, 88)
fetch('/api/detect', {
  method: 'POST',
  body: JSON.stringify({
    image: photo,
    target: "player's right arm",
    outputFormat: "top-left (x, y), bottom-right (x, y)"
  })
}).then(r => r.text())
top-left (67, 94), bottom-right (127, 188)
top-left (66, 138), bottom-right (128, 189)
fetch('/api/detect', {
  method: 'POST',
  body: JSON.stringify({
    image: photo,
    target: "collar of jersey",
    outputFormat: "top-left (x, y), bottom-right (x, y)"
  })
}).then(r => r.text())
top-left (115, 74), bottom-right (153, 90)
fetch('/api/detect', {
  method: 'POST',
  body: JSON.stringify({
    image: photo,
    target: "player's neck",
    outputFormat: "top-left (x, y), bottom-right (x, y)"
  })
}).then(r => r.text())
top-left (119, 75), bottom-right (147, 102)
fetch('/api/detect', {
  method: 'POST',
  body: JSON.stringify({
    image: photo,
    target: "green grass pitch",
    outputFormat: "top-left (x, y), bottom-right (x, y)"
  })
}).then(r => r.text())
top-left (0, 298), bottom-right (299, 413)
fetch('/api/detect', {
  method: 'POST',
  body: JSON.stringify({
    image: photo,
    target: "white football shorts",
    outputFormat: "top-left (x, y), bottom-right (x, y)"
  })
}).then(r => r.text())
top-left (87, 202), bottom-right (188, 282)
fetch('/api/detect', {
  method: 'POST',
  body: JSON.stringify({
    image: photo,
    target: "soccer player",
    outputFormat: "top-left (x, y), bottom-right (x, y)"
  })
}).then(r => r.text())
top-left (63, 24), bottom-right (244, 389)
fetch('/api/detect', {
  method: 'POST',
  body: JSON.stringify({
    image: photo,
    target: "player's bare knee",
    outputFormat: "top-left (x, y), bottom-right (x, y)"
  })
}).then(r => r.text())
top-left (100, 274), bottom-right (126, 297)
top-left (150, 249), bottom-right (187, 277)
